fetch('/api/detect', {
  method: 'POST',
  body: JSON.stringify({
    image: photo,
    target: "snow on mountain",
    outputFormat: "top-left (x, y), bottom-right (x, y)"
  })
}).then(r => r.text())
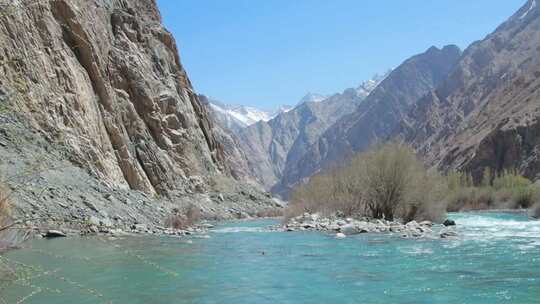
top-left (205, 71), bottom-right (388, 130)
top-left (206, 97), bottom-right (291, 128)
top-left (356, 70), bottom-right (392, 98)
top-left (298, 93), bottom-right (329, 104)
top-left (521, 0), bottom-right (536, 19)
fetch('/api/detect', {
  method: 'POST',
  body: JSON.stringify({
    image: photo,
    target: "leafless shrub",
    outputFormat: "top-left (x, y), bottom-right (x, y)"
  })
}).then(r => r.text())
top-left (287, 142), bottom-right (447, 222)
top-left (446, 169), bottom-right (540, 211)
top-left (164, 204), bottom-right (201, 230)
top-left (255, 208), bottom-right (283, 218)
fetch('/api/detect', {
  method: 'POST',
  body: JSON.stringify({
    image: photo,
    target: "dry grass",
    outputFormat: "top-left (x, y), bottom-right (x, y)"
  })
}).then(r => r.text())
top-left (286, 142), bottom-right (447, 222)
top-left (255, 208), bottom-right (283, 218)
top-left (446, 170), bottom-right (540, 211)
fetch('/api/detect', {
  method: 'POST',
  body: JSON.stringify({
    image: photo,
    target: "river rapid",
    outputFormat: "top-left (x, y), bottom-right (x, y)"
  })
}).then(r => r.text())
top-left (1, 212), bottom-right (540, 303)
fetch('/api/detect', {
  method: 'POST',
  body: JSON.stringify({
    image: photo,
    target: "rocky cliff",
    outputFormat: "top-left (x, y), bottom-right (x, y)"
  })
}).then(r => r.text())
top-left (0, 0), bottom-right (277, 231)
top-left (400, 0), bottom-right (540, 181)
top-left (276, 46), bottom-right (462, 197)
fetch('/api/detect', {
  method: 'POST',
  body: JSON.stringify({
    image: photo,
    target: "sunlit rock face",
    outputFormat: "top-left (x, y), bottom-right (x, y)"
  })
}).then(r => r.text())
top-left (400, 0), bottom-right (540, 182)
top-left (0, 0), bottom-right (228, 195)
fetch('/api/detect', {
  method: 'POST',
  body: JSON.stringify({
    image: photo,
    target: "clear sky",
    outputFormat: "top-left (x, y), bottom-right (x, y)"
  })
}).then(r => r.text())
top-left (156, 0), bottom-right (525, 110)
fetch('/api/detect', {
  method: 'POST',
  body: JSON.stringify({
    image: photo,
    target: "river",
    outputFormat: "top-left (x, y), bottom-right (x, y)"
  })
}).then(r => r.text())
top-left (1, 212), bottom-right (540, 303)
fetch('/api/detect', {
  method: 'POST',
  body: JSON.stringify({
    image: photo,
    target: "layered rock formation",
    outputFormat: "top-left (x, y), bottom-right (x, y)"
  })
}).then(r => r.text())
top-left (0, 0), bottom-right (277, 229)
top-left (276, 46), bottom-right (462, 197)
top-left (401, 0), bottom-right (540, 181)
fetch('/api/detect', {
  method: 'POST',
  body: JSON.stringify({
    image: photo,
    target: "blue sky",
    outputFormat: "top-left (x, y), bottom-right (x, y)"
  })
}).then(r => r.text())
top-left (156, 0), bottom-right (525, 110)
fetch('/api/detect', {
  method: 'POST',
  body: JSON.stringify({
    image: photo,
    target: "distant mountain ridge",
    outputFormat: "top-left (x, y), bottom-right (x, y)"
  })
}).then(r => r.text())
top-left (275, 0), bottom-right (540, 198)
top-left (275, 45), bottom-right (462, 197)
top-left (205, 1), bottom-right (540, 199)
top-left (204, 96), bottom-right (293, 133)
top-left (399, 0), bottom-right (540, 182)
top-left (229, 73), bottom-right (388, 189)
top-left (298, 93), bottom-right (329, 104)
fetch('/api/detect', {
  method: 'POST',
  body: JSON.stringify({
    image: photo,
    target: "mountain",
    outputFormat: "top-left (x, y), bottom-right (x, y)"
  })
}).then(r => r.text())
top-left (198, 95), bottom-right (255, 181)
top-left (0, 0), bottom-right (276, 231)
top-left (400, 0), bottom-right (540, 181)
top-left (298, 93), bottom-right (329, 104)
top-left (356, 71), bottom-right (392, 98)
top-left (276, 45), bottom-right (462, 197)
top-left (235, 74), bottom-right (387, 190)
top-left (205, 97), bottom-right (292, 131)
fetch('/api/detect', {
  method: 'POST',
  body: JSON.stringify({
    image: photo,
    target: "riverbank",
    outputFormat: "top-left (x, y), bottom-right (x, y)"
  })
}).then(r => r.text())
top-left (283, 213), bottom-right (458, 239)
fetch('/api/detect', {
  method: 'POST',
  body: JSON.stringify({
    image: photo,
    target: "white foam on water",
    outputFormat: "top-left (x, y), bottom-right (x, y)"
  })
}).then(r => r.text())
top-left (399, 245), bottom-right (434, 256)
top-left (211, 226), bottom-right (273, 233)
top-left (453, 214), bottom-right (540, 247)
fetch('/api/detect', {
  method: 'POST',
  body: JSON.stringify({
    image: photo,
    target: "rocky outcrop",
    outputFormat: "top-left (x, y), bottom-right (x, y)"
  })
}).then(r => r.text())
top-left (0, 0), bottom-right (278, 231)
top-left (276, 46), bottom-right (462, 197)
top-left (400, 0), bottom-right (540, 182)
top-left (0, 0), bottom-right (228, 196)
top-left (199, 95), bottom-right (255, 181)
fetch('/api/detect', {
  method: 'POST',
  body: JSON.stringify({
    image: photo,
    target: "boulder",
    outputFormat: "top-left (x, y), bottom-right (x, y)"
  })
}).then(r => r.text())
top-left (88, 216), bottom-right (101, 226)
top-left (406, 220), bottom-right (420, 228)
top-left (340, 223), bottom-right (370, 235)
top-left (134, 224), bottom-right (148, 232)
top-left (100, 218), bottom-right (114, 228)
top-left (303, 223), bottom-right (316, 229)
top-left (443, 219), bottom-right (456, 226)
top-left (440, 230), bottom-right (458, 238)
top-left (44, 230), bottom-right (66, 238)
top-left (335, 233), bottom-right (346, 239)
top-left (419, 221), bottom-right (433, 227)
top-left (327, 224), bottom-right (341, 231)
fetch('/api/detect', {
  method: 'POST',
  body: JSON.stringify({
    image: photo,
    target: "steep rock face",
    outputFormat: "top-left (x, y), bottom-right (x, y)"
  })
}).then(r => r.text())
top-left (0, 0), bottom-right (226, 195)
top-left (237, 83), bottom-right (378, 190)
top-left (199, 95), bottom-right (254, 181)
top-left (277, 46), bottom-right (462, 197)
top-left (401, 0), bottom-right (540, 181)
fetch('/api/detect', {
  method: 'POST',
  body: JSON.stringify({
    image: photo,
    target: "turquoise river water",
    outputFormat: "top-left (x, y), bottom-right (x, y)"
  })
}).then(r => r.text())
top-left (1, 212), bottom-right (540, 303)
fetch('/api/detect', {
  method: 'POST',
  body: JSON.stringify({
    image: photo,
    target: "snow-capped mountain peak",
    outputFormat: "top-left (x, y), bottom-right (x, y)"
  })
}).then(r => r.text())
top-left (229, 105), bottom-right (274, 126)
top-left (204, 95), bottom-right (292, 128)
top-left (298, 92), bottom-right (329, 104)
top-left (356, 70), bottom-right (392, 98)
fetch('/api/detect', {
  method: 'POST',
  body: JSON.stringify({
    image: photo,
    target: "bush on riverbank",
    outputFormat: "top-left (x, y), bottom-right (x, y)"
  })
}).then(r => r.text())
top-left (286, 142), bottom-right (447, 222)
top-left (164, 204), bottom-right (201, 229)
top-left (446, 169), bottom-right (540, 211)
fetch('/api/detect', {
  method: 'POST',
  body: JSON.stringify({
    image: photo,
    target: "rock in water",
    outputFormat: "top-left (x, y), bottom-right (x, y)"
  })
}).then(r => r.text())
top-left (335, 233), bottom-right (346, 239)
top-left (440, 230), bottom-right (458, 238)
top-left (339, 224), bottom-right (358, 235)
top-left (443, 219), bottom-right (456, 226)
top-left (44, 230), bottom-right (67, 238)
